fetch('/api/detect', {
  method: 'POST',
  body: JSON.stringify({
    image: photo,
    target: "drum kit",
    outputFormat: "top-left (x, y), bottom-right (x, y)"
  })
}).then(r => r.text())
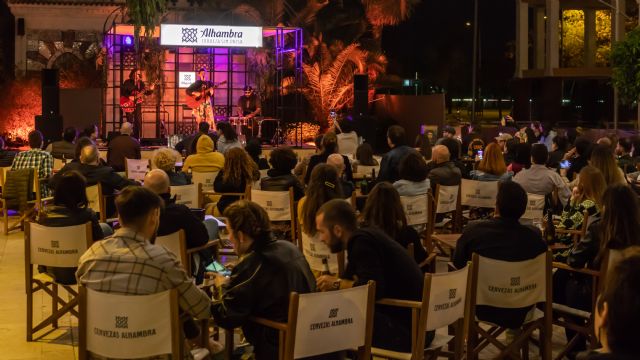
top-left (226, 116), bottom-right (283, 145)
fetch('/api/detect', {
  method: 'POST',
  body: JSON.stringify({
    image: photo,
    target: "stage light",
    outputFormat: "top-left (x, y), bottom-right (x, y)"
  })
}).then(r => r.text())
top-left (124, 36), bottom-right (133, 46)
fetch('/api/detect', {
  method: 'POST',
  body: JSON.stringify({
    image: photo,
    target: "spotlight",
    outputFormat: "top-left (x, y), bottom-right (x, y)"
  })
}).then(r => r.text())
top-left (123, 36), bottom-right (133, 46)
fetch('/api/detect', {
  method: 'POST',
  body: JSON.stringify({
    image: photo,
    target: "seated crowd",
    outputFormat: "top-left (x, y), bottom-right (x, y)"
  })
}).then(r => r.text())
top-left (5, 119), bottom-right (640, 360)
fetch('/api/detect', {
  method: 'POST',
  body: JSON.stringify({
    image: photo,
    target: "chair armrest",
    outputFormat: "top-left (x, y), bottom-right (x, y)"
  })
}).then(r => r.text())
top-left (187, 240), bottom-right (220, 255)
top-left (376, 298), bottom-right (422, 309)
top-left (418, 252), bottom-right (438, 268)
top-left (552, 262), bottom-right (600, 277)
top-left (248, 316), bottom-right (288, 331)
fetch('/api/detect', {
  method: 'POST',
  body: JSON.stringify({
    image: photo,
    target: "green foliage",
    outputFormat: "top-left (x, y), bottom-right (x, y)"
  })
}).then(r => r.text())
top-left (611, 26), bottom-right (640, 104)
top-left (125, 0), bottom-right (167, 49)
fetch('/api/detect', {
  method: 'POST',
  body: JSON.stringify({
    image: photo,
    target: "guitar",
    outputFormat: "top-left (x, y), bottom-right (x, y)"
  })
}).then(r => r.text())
top-left (119, 80), bottom-right (160, 113)
top-left (185, 80), bottom-right (227, 109)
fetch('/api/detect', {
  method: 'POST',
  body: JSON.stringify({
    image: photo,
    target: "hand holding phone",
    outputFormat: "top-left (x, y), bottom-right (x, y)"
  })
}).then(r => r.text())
top-left (560, 160), bottom-right (571, 169)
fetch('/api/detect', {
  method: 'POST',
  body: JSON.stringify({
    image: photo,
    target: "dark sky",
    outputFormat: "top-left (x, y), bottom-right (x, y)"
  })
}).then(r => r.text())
top-left (381, 0), bottom-right (516, 99)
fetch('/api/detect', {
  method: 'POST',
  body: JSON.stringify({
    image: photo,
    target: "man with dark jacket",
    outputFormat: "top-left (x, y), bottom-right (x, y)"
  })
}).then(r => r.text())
top-left (106, 122), bottom-right (141, 172)
top-left (566, 137), bottom-right (592, 181)
top-left (436, 137), bottom-right (470, 179)
top-left (175, 121), bottom-right (217, 157)
top-left (453, 181), bottom-right (547, 329)
top-left (46, 127), bottom-right (76, 160)
top-left (427, 145), bottom-right (462, 188)
top-left (315, 199), bottom-right (432, 352)
top-left (377, 125), bottom-right (417, 183)
top-left (211, 200), bottom-right (315, 359)
top-left (260, 146), bottom-right (304, 200)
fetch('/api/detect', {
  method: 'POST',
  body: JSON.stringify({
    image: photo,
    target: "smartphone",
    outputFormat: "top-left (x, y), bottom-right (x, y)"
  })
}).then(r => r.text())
top-left (477, 150), bottom-right (483, 160)
top-left (205, 260), bottom-right (231, 277)
top-left (560, 160), bottom-right (571, 169)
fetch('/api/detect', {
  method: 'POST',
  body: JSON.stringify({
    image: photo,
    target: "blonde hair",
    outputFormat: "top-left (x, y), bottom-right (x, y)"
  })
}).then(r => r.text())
top-left (590, 144), bottom-right (626, 186)
top-left (477, 142), bottom-right (507, 176)
top-left (576, 166), bottom-right (606, 207)
top-left (152, 148), bottom-right (181, 173)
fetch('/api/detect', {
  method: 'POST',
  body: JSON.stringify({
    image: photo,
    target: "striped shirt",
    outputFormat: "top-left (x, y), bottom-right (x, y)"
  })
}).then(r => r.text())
top-left (11, 148), bottom-right (53, 197)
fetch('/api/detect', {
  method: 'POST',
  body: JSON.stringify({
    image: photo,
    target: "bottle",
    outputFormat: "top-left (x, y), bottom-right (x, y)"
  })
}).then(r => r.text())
top-left (321, 258), bottom-right (331, 275)
top-left (544, 209), bottom-right (555, 244)
top-left (360, 175), bottom-right (369, 195)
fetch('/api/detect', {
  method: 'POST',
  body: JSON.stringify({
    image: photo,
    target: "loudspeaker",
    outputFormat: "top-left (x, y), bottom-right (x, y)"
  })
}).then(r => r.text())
top-left (17, 18), bottom-right (25, 36)
top-left (35, 114), bottom-right (64, 145)
top-left (353, 74), bottom-right (368, 118)
top-left (42, 69), bottom-right (60, 115)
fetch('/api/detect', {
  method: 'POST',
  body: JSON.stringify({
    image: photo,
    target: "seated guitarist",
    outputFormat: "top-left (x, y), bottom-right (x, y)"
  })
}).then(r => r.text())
top-left (121, 69), bottom-right (154, 139)
top-left (186, 68), bottom-right (215, 128)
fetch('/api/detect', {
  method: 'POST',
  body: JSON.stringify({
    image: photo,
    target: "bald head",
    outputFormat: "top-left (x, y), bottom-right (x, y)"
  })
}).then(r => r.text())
top-left (121, 122), bottom-right (133, 135)
top-left (327, 153), bottom-right (345, 174)
top-left (80, 144), bottom-right (99, 165)
top-left (432, 145), bottom-right (450, 164)
top-left (144, 169), bottom-right (170, 195)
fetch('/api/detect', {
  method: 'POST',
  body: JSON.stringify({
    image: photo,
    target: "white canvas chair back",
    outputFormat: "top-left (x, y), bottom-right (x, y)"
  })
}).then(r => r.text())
top-left (300, 231), bottom-right (339, 274)
top-left (425, 266), bottom-right (470, 331)
top-left (475, 253), bottom-right (547, 309)
top-left (460, 179), bottom-right (498, 208)
top-left (81, 288), bottom-right (178, 359)
top-left (53, 158), bottom-right (66, 171)
top-left (400, 194), bottom-right (429, 226)
top-left (85, 184), bottom-right (101, 215)
top-left (436, 185), bottom-right (459, 214)
top-left (522, 193), bottom-right (545, 220)
top-left (191, 171), bottom-right (218, 192)
top-left (170, 184), bottom-right (198, 208)
top-left (250, 189), bottom-right (292, 221)
top-left (125, 158), bottom-right (149, 182)
top-left (294, 284), bottom-right (371, 358)
top-left (155, 230), bottom-right (187, 265)
top-left (29, 222), bottom-right (90, 268)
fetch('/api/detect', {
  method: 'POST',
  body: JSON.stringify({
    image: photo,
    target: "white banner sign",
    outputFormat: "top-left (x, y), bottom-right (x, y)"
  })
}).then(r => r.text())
top-left (179, 72), bottom-right (195, 88)
top-left (160, 24), bottom-right (263, 48)
top-left (460, 179), bottom-right (498, 208)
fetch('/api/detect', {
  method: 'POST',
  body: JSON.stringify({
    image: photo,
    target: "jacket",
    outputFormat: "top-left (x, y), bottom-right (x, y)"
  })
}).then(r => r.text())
top-left (49, 162), bottom-right (137, 196)
top-left (46, 140), bottom-right (76, 160)
top-left (217, 135), bottom-right (243, 154)
top-left (304, 152), bottom-right (354, 184)
top-left (157, 193), bottom-right (209, 250)
top-left (427, 161), bottom-right (462, 187)
top-left (211, 239), bottom-right (315, 360)
top-left (213, 169), bottom-right (258, 214)
top-left (107, 134), bottom-right (141, 172)
top-left (393, 179), bottom-right (430, 196)
top-left (377, 145), bottom-right (416, 183)
top-left (167, 170), bottom-right (191, 186)
top-left (260, 169), bottom-right (305, 200)
top-left (181, 135), bottom-right (225, 173)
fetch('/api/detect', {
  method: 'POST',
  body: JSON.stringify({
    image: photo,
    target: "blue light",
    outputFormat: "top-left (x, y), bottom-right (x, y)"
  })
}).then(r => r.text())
top-left (124, 36), bottom-right (133, 46)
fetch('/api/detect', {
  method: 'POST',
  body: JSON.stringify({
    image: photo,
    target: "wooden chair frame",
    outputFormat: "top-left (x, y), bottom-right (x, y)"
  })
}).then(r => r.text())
top-left (250, 187), bottom-right (296, 243)
top-left (24, 221), bottom-right (92, 341)
top-left (78, 287), bottom-right (182, 360)
top-left (225, 281), bottom-right (376, 360)
top-left (199, 183), bottom-right (250, 211)
top-left (429, 185), bottom-right (462, 256)
top-left (192, 171), bottom-right (219, 206)
top-left (156, 229), bottom-right (219, 277)
top-left (295, 221), bottom-right (346, 275)
top-left (466, 250), bottom-right (553, 360)
top-left (3, 169), bottom-right (50, 235)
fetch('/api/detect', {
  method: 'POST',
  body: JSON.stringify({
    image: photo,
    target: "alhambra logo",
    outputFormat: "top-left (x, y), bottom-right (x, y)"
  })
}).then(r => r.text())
top-left (182, 27), bottom-right (198, 43)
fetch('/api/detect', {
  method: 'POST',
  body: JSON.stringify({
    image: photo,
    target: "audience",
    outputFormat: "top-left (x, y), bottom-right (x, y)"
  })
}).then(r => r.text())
top-left (565, 137), bottom-right (592, 181)
top-left (393, 151), bottom-right (430, 196)
top-left (470, 142), bottom-right (513, 181)
top-left (426, 144), bottom-right (462, 188)
top-left (175, 121), bottom-right (215, 157)
top-left (580, 248), bottom-right (640, 360)
top-left (352, 142), bottom-right (378, 174)
top-left (437, 137), bottom-right (470, 179)
top-left (260, 147), bottom-right (304, 200)
top-left (245, 138), bottom-right (269, 170)
top-left (181, 135), bottom-right (225, 173)
top-left (76, 186), bottom-right (212, 351)
top-left (38, 171), bottom-right (108, 285)
top-left (453, 181), bottom-right (547, 328)
top-left (45, 126), bottom-right (76, 159)
top-left (615, 137), bottom-right (635, 174)
top-left (298, 164), bottom-right (344, 238)
top-left (362, 183), bottom-right (428, 271)
top-left (414, 132), bottom-right (433, 160)
top-left (503, 138), bottom-right (518, 166)
top-left (335, 119), bottom-right (359, 156)
top-left (548, 135), bottom-right (569, 169)
top-left (106, 122), bottom-right (141, 172)
top-left (495, 133), bottom-right (513, 154)
top-left (153, 147), bottom-right (190, 185)
top-left (507, 142), bottom-right (531, 175)
top-left (589, 144), bottom-right (626, 186)
top-left (304, 132), bottom-right (353, 184)
top-left (377, 125), bottom-right (417, 183)
top-left (315, 199), bottom-right (432, 351)
top-left (11, 130), bottom-right (53, 197)
top-left (144, 169), bottom-right (217, 281)
top-left (294, 134), bottom-right (323, 181)
top-left (211, 200), bottom-right (315, 359)
top-left (514, 143), bottom-right (571, 205)
top-left (327, 153), bottom-right (354, 197)
top-left (216, 122), bottom-right (243, 154)
top-left (213, 147), bottom-right (259, 214)
top-left (81, 124), bottom-right (100, 143)
top-left (0, 136), bottom-right (17, 167)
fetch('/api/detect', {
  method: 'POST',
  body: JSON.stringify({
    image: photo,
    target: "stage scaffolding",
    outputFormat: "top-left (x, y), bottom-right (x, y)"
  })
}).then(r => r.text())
top-left (103, 24), bottom-right (304, 145)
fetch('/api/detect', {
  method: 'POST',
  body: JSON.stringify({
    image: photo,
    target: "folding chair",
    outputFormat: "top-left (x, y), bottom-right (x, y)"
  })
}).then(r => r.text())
top-left (25, 221), bottom-right (92, 341)
top-left (250, 188), bottom-right (296, 242)
top-left (192, 170), bottom-right (219, 193)
top-left (2, 168), bottom-right (47, 234)
top-left (400, 193), bottom-right (430, 230)
top-left (429, 184), bottom-right (461, 255)
top-left (85, 183), bottom-right (111, 223)
top-left (78, 287), bottom-right (182, 360)
top-left (297, 227), bottom-right (344, 275)
top-left (124, 158), bottom-right (150, 182)
top-left (467, 251), bottom-right (553, 360)
top-left (155, 230), bottom-right (189, 268)
top-left (460, 179), bottom-right (498, 220)
top-left (372, 266), bottom-right (471, 360)
top-left (229, 281), bottom-right (376, 360)
top-left (521, 193), bottom-right (546, 223)
top-left (170, 184), bottom-right (199, 208)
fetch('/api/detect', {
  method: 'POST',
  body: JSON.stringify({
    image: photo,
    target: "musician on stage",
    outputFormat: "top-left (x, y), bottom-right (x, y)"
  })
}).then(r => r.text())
top-left (186, 68), bottom-right (215, 127)
top-left (237, 85), bottom-right (261, 118)
top-left (121, 69), bottom-right (154, 139)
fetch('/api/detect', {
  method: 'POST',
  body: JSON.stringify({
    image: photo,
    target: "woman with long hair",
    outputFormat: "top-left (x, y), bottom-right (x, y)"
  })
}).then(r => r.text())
top-left (470, 142), bottom-right (512, 181)
top-left (361, 182), bottom-right (428, 270)
top-left (507, 142), bottom-right (531, 175)
top-left (304, 132), bottom-right (353, 184)
top-left (352, 143), bottom-right (378, 173)
top-left (589, 144), bottom-right (626, 186)
top-left (216, 121), bottom-right (242, 154)
top-left (213, 147), bottom-right (259, 214)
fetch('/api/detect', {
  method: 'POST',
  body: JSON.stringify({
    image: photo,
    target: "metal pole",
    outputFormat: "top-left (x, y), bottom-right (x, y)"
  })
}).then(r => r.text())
top-left (471, 0), bottom-right (479, 124)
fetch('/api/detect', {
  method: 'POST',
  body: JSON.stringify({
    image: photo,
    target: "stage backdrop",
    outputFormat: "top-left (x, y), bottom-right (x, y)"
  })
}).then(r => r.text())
top-left (60, 88), bottom-right (102, 132)
top-left (373, 94), bottom-right (445, 150)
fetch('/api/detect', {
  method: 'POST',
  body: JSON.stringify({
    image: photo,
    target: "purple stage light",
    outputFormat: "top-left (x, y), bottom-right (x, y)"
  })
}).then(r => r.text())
top-left (124, 36), bottom-right (133, 46)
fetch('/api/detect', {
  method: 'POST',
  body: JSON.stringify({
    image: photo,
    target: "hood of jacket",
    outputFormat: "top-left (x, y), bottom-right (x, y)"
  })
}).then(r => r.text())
top-left (196, 135), bottom-right (214, 154)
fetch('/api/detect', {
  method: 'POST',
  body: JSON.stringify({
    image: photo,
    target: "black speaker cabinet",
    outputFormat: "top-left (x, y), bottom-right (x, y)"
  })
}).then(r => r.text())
top-left (353, 74), bottom-right (368, 118)
top-left (35, 114), bottom-right (63, 145)
top-left (42, 69), bottom-right (60, 115)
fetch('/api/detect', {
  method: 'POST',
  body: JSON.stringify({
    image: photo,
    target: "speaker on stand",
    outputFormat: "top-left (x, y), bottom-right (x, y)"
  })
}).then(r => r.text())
top-left (35, 69), bottom-right (63, 145)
